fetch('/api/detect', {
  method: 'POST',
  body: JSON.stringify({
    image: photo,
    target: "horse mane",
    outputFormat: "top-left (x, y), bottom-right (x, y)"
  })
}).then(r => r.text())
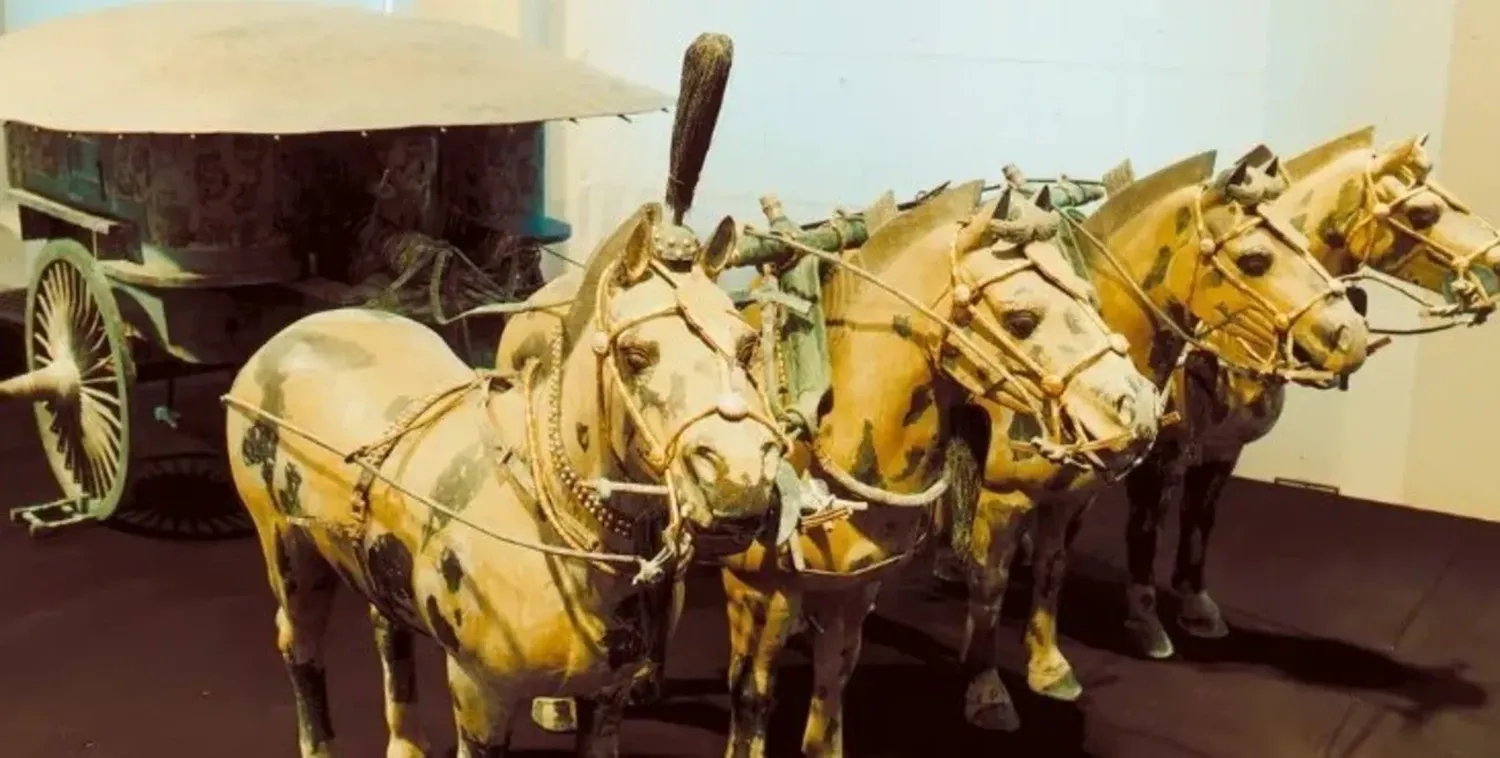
top-left (1080, 150), bottom-right (1217, 247)
top-left (1285, 125), bottom-right (1376, 180)
top-left (561, 203), bottom-right (656, 351)
top-left (854, 180), bottom-right (984, 274)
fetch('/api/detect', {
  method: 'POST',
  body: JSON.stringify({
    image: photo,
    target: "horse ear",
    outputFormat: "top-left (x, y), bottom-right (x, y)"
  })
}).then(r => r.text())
top-left (1417, 132), bottom-right (1431, 147)
top-left (992, 187), bottom-right (1014, 222)
top-left (1033, 185), bottom-right (1055, 212)
top-left (617, 205), bottom-right (660, 285)
top-left (698, 216), bottom-right (739, 279)
top-left (1227, 160), bottom-right (1252, 187)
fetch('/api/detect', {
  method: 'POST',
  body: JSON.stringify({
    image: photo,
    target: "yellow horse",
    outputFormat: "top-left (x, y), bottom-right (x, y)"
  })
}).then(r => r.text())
top-left (1120, 127), bottom-right (1500, 660)
top-left (939, 146), bottom-right (1375, 731)
top-left (501, 181), bottom-right (1162, 757)
top-left (225, 202), bottom-right (786, 758)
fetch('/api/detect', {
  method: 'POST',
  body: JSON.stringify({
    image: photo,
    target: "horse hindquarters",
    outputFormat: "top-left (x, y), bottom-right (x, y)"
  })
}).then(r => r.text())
top-left (225, 309), bottom-right (485, 756)
top-left (250, 518), bottom-right (343, 758)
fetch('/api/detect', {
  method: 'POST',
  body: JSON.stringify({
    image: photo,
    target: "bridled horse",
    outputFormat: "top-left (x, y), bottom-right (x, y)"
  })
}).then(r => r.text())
top-left (939, 147), bottom-right (1376, 731)
top-left (224, 201), bottom-right (786, 758)
top-left (720, 181), bottom-right (1160, 758)
top-left (1120, 127), bottom-right (1500, 660)
top-left (502, 181), bottom-right (1161, 757)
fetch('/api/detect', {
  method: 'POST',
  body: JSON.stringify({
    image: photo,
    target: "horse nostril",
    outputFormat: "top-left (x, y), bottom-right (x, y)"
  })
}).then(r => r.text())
top-left (1114, 392), bottom-right (1135, 425)
top-left (1324, 323), bottom-right (1350, 351)
top-left (686, 445), bottom-right (725, 483)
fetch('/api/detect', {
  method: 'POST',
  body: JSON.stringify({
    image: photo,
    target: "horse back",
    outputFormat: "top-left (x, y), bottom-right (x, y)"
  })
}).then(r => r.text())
top-left (225, 308), bottom-right (477, 530)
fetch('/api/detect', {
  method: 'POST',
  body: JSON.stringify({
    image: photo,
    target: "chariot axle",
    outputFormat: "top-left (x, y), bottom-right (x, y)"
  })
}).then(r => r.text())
top-left (0, 361), bottom-right (80, 403)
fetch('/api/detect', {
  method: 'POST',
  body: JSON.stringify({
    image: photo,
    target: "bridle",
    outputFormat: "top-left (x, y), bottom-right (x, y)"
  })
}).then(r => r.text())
top-left (1067, 180), bottom-right (1354, 387)
top-left (534, 252), bottom-right (789, 563)
top-left (1326, 156), bottom-right (1500, 325)
top-left (746, 205), bottom-right (1147, 487)
top-left (944, 216), bottom-right (1139, 472)
top-left (1180, 185), bottom-right (1354, 385)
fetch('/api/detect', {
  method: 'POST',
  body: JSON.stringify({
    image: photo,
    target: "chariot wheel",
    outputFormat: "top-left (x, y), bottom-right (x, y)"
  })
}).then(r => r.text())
top-left (16, 239), bottom-right (134, 522)
top-left (106, 452), bottom-right (252, 540)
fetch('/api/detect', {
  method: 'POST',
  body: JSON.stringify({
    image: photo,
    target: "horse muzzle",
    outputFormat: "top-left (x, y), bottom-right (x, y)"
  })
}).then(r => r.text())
top-left (674, 436), bottom-right (778, 553)
top-left (1062, 368), bottom-right (1162, 478)
top-left (1289, 301), bottom-right (1370, 380)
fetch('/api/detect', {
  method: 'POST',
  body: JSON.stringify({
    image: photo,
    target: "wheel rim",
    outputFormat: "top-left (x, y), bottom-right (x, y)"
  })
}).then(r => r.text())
top-left (24, 240), bottom-right (132, 520)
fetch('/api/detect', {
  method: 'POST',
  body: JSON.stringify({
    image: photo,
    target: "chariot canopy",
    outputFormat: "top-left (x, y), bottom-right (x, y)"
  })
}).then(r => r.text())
top-left (0, 1), bottom-right (672, 134)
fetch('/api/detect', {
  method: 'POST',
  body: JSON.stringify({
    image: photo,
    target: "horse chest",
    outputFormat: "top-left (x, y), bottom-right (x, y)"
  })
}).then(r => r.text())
top-left (1199, 384), bottom-right (1285, 452)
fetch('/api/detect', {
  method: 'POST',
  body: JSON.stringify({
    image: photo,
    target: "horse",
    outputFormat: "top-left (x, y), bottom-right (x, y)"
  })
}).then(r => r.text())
top-left (224, 201), bottom-right (786, 758)
top-left (1120, 127), bottom-right (1500, 660)
top-left (500, 180), bottom-right (1163, 757)
top-left (937, 146), bottom-right (1376, 731)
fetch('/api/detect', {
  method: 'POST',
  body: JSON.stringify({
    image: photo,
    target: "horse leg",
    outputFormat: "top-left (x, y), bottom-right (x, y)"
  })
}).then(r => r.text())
top-left (574, 687), bottom-right (632, 758)
top-left (263, 528), bottom-right (341, 758)
top-left (1121, 440), bottom-right (1185, 660)
top-left (722, 569), bottom-right (801, 758)
top-left (446, 656), bottom-right (512, 757)
top-left (1022, 497), bottom-right (1089, 702)
top-left (529, 570), bottom-right (684, 736)
top-left (800, 583), bottom-right (881, 758)
top-left (959, 487), bottom-right (1029, 732)
top-left (370, 606), bottom-right (428, 757)
top-left (1172, 451), bottom-right (1239, 639)
top-left (627, 575), bottom-right (685, 706)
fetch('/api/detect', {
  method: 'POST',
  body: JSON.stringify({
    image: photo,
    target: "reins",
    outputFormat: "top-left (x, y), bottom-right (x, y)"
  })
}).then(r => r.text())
top-left (222, 374), bottom-right (677, 584)
top-left (1060, 185), bottom-right (1351, 386)
top-left (742, 211), bottom-right (1136, 485)
top-left (1321, 158), bottom-right (1500, 335)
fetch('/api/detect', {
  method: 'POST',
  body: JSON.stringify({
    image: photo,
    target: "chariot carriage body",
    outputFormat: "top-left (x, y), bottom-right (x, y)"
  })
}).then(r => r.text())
top-left (0, 2), bottom-right (669, 537)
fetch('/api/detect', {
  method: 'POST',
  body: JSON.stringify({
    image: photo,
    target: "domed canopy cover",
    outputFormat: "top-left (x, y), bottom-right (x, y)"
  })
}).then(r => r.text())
top-left (0, 1), bottom-right (671, 135)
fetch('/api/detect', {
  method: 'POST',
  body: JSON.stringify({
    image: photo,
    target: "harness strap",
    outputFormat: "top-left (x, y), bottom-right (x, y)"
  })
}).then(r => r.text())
top-left (345, 376), bottom-right (497, 531)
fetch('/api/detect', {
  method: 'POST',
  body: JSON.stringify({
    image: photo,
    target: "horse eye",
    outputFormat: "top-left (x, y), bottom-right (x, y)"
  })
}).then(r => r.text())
top-left (1002, 310), bottom-right (1041, 339)
top-left (1406, 204), bottom-right (1441, 230)
top-left (617, 342), bottom-right (657, 374)
top-left (1235, 250), bottom-right (1273, 277)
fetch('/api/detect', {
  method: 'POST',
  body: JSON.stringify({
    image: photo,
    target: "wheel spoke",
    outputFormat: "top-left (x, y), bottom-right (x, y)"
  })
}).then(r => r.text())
top-left (81, 384), bottom-right (121, 408)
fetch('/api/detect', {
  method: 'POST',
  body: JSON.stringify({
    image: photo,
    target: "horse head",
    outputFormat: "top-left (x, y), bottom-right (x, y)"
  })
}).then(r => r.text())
top-left (557, 202), bottom-right (785, 556)
top-left (1274, 128), bottom-right (1500, 319)
top-left (1089, 148), bottom-right (1369, 386)
top-left (948, 186), bottom-right (1161, 477)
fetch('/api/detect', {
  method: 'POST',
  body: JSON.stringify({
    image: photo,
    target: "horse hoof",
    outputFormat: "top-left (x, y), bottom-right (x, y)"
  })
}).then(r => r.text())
top-left (530, 697), bottom-right (578, 733)
top-left (965, 669), bottom-right (1021, 732)
top-left (385, 738), bottom-right (428, 758)
top-left (1177, 592), bottom-right (1230, 639)
top-left (1125, 619), bottom-right (1176, 659)
top-left (967, 701), bottom-right (1022, 732)
top-left (1031, 668), bottom-right (1083, 702)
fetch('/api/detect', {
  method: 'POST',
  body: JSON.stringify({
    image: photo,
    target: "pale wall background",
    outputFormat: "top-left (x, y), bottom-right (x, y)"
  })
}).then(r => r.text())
top-left (1, 0), bottom-right (1495, 521)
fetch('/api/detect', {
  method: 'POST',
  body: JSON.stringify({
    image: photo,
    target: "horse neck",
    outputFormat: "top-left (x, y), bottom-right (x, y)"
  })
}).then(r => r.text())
top-left (1082, 190), bottom-right (1199, 386)
top-left (815, 251), bottom-right (951, 492)
top-left (1290, 154), bottom-right (1371, 277)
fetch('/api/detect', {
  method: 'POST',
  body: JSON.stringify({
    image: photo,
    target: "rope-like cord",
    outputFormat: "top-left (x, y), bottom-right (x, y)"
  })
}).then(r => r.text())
top-left (221, 378), bottom-right (670, 581)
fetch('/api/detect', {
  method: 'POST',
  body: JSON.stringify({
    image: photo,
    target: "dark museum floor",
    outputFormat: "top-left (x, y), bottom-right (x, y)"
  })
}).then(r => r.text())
top-left (2, 375), bottom-right (1499, 758)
